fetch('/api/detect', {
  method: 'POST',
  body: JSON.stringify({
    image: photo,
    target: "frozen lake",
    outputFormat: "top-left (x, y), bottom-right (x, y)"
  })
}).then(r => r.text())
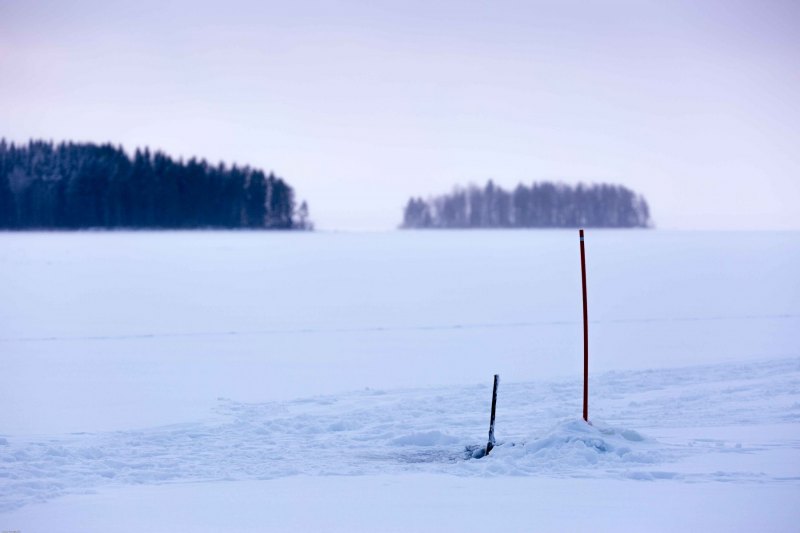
top-left (1, 230), bottom-right (798, 434)
top-left (1, 230), bottom-right (799, 531)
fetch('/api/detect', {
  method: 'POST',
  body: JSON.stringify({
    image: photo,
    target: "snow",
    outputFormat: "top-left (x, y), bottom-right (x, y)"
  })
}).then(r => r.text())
top-left (4, 356), bottom-right (798, 515)
top-left (6, 475), bottom-right (800, 533)
top-left (1, 230), bottom-right (798, 531)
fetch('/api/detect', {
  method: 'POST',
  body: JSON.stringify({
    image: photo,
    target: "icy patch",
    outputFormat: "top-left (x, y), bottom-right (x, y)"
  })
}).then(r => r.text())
top-left (620, 429), bottom-right (645, 442)
top-left (391, 431), bottom-right (459, 447)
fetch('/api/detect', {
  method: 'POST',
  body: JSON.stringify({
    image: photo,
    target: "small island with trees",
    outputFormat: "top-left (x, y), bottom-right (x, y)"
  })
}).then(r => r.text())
top-left (0, 139), bottom-right (312, 230)
top-left (401, 181), bottom-right (651, 229)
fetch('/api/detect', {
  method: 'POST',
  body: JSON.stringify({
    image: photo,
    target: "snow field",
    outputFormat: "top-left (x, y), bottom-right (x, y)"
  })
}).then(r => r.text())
top-left (1, 230), bottom-right (798, 530)
top-left (2, 356), bottom-right (798, 514)
top-left (2, 230), bottom-right (798, 435)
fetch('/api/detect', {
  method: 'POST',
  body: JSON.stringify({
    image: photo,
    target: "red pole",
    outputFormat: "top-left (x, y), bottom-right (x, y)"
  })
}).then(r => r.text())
top-left (579, 229), bottom-right (589, 422)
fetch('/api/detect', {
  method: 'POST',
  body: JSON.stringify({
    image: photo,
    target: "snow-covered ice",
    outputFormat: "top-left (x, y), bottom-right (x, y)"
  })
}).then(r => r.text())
top-left (2, 357), bottom-right (798, 513)
top-left (0, 230), bottom-right (798, 531)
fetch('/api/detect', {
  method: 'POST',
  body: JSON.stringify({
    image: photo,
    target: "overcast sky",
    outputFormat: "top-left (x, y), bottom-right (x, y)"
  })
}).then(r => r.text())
top-left (1, 0), bottom-right (798, 230)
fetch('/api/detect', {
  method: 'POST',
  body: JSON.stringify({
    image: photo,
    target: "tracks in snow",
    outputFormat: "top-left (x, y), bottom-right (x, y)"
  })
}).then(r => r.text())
top-left (1, 356), bottom-right (799, 513)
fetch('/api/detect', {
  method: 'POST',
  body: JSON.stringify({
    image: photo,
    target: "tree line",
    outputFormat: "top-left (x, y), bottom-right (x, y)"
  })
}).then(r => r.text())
top-left (402, 181), bottom-right (651, 229)
top-left (0, 139), bottom-right (312, 230)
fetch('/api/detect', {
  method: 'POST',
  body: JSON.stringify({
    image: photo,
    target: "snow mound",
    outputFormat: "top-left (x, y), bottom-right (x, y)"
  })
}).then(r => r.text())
top-left (521, 419), bottom-right (652, 463)
top-left (463, 419), bottom-right (662, 476)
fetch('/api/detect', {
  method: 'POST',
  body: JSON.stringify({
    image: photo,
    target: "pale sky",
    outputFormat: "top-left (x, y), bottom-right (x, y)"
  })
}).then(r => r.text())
top-left (1, 0), bottom-right (798, 230)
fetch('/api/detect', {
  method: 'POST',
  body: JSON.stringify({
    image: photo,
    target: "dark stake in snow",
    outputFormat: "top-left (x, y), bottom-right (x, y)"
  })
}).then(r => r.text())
top-left (486, 374), bottom-right (500, 455)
